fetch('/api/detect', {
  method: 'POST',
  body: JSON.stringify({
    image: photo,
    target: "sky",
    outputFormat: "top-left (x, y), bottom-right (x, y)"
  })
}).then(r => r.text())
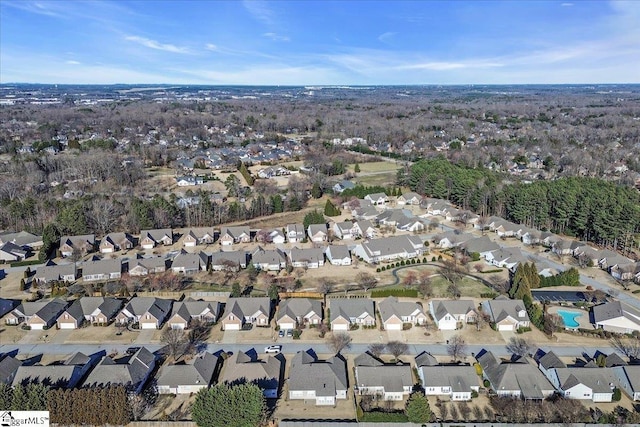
top-left (1, 0), bottom-right (639, 85)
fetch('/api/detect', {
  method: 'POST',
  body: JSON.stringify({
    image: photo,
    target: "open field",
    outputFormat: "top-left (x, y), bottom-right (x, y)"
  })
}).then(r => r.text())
top-left (349, 161), bottom-right (402, 173)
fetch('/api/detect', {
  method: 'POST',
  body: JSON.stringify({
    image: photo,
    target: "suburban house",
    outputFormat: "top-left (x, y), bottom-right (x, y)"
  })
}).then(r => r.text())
top-left (332, 221), bottom-right (357, 240)
top-left (34, 262), bottom-right (77, 284)
top-left (519, 229), bottom-right (542, 246)
top-left (364, 193), bottom-right (388, 206)
top-left (598, 250), bottom-right (632, 271)
top-left (156, 352), bottom-right (220, 394)
top-left (59, 234), bottom-right (96, 257)
top-left (0, 355), bottom-right (21, 385)
top-left (325, 245), bottom-right (352, 266)
top-left (476, 350), bottom-right (554, 400)
top-left (0, 242), bottom-right (27, 262)
top-left (546, 367), bottom-right (617, 402)
top-left (536, 350), bottom-right (567, 383)
top-left (613, 365), bottom-right (640, 401)
top-left (219, 350), bottom-right (282, 398)
top-left (276, 298), bottom-right (323, 329)
top-left (289, 247), bottom-right (325, 269)
top-left (378, 296), bottom-right (427, 330)
top-left (461, 237), bottom-right (500, 260)
top-left (353, 220), bottom-right (376, 239)
top-left (99, 232), bottom-right (134, 253)
top-left (286, 224), bottom-right (306, 243)
top-left (354, 352), bottom-right (413, 401)
top-left (375, 209), bottom-right (413, 228)
top-left (12, 352), bottom-right (95, 389)
top-left (210, 251), bottom-right (247, 271)
top-left (115, 297), bottom-right (173, 329)
top-left (307, 224), bottom-right (328, 243)
top-left (182, 227), bottom-right (216, 247)
top-left (423, 198), bottom-right (453, 216)
top-left (219, 226), bottom-right (251, 246)
top-left (167, 299), bottom-right (221, 329)
top-left (397, 192), bottom-right (422, 206)
top-left (396, 216), bottom-right (427, 233)
top-left (353, 235), bottom-right (425, 264)
top-left (171, 251), bottom-right (209, 274)
top-left (128, 256), bottom-right (167, 276)
top-left (5, 299), bottom-right (68, 329)
top-left (432, 231), bottom-right (474, 249)
top-left (485, 247), bottom-right (527, 272)
top-left (610, 262), bottom-right (640, 282)
top-left (139, 229), bottom-right (173, 249)
top-left (0, 298), bottom-right (17, 318)
top-left (256, 229), bottom-right (285, 244)
top-left (416, 357), bottom-right (479, 401)
top-left (252, 247), bottom-right (287, 271)
top-left (352, 206), bottom-right (379, 221)
top-left (82, 347), bottom-right (156, 394)
top-left (81, 258), bottom-right (122, 282)
top-left (0, 231), bottom-right (43, 252)
top-left (57, 297), bottom-right (123, 328)
top-left (288, 349), bottom-right (348, 405)
top-left (332, 180), bottom-right (356, 194)
top-left (220, 297), bottom-right (271, 330)
top-left (176, 176), bottom-right (203, 186)
top-left (429, 300), bottom-right (477, 330)
top-left (592, 301), bottom-right (640, 334)
top-left (482, 297), bottom-right (531, 331)
top-left (329, 298), bottom-right (375, 331)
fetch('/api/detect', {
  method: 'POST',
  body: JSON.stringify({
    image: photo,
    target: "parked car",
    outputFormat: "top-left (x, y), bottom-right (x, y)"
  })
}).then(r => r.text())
top-left (264, 345), bottom-right (282, 354)
top-left (278, 329), bottom-right (285, 338)
top-left (286, 329), bottom-right (293, 337)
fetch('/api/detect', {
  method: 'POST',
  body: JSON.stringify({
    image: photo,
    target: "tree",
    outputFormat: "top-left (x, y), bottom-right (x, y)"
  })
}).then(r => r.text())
top-left (161, 327), bottom-right (188, 359)
top-left (328, 332), bottom-right (352, 354)
top-left (417, 271), bottom-right (432, 297)
top-left (459, 401), bottom-right (471, 421)
top-left (439, 259), bottom-right (463, 284)
top-left (405, 392), bottom-right (431, 423)
top-left (224, 174), bottom-right (241, 197)
top-left (311, 182), bottom-right (323, 199)
top-left (303, 210), bottom-right (325, 229)
top-left (610, 336), bottom-right (640, 360)
top-left (191, 383), bottom-right (266, 427)
top-left (446, 282), bottom-right (461, 299)
top-left (356, 272), bottom-right (377, 292)
top-left (317, 278), bottom-right (334, 304)
top-left (354, 163), bottom-right (361, 173)
top-left (402, 271), bottom-right (417, 288)
top-left (544, 313), bottom-right (564, 337)
top-left (387, 340), bottom-right (408, 361)
top-left (231, 282), bottom-right (242, 297)
top-left (367, 343), bottom-right (386, 358)
top-left (505, 336), bottom-right (532, 359)
top-left (129, 393), bottom-right (149, 421)
top-left (323, 199), bottom-right (340, 216)
top-left (447, 335), bottom-right (467, 362)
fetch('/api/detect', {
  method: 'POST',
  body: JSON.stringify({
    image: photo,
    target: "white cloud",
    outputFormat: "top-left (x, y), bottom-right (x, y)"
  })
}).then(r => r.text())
top-left (65, 60), bottom-right (81, 65)
top-left (205, 43), bottom-right (219, 51)
top-left (377, 32), bottom-right (396, 43)
top-left (242, 0), bottom-right (275, 26)
top-left (561, 3), bottom-right (574, 7)
top-left (263, 32), bottom-right (290, 42)
top-left (124, 36), bottom-right (191, 54)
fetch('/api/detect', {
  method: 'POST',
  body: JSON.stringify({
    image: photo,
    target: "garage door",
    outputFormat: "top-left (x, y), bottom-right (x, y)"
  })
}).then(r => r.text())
top-left (170, 323), bottom-right (186, 330)
top-left (498, 324), bottom-right (513, 331)
top-left (30, 324), bottom-right (44, 330)
top-left (59, 323), bottom-right (76, 329)
top-left (279, 323), bottom-right (294, 330)
top-left (386, 323), bottom-right (402, 331)
top-left (141, 323), bottom-right (157, 329)
top-left (224, 324), bottom-right (241, 330)
top-left (332, 323), bottom-right (348, 331)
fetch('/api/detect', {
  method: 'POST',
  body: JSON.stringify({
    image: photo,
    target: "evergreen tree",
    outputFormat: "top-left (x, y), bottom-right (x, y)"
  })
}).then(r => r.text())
top-left (0, 383), bottom-right (12, 410)
top-left (192, 383), bottom-right (266, 427)
top-left (406, 392), bottom-right (432, 423)
top-left (311, 182), bottom-right (323, 199)
top-left (324, 199), bottom-right (340, 216)
top-left (303, 210), bottom-right (325, 228)
top-left (354, 163), bottom-right (361, 173)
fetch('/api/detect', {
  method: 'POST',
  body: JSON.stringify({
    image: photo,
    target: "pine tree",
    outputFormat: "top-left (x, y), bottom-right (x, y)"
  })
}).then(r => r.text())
top-left (405, 392), bottom-right (431, 423)
top-left (0, 383), bottom-right (12, 410)
top-left (324, 199), bottom-right (340, 217)
top-left (354, 163), bottom-right (361, 173)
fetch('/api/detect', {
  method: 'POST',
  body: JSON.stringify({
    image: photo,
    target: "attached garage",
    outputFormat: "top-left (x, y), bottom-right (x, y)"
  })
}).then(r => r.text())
top-left (170, 323), bottom-right (186, 330)
top-left (59, 322), bottom-right (77, 329)
top-left (385, 323), bottom-right (402, 331)
top-left (224, 323), bottom-right (241, 331)
top-left (141, 322), bottom-right (157, 329)
top-left (30, 323), bottom-right (45, 330)
top-left (278, 322), bottom-right (295, 330)
top-left (332, 323), bottom-right (349, 331)
top-left (498, 323), bottom-right (514, 331)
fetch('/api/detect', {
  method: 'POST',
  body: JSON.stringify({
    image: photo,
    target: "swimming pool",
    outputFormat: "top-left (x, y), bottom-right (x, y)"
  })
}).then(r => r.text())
top-left (557, 309), bottom-right (582, 329)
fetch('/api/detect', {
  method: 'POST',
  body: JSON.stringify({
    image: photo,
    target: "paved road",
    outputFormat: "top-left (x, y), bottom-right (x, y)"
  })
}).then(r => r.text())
top-left (0, 341), bottom-right (615, 359)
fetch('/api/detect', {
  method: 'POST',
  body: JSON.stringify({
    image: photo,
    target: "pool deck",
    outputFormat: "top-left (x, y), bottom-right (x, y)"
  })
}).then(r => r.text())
top-left (548, 306), bottom-right (591, 330)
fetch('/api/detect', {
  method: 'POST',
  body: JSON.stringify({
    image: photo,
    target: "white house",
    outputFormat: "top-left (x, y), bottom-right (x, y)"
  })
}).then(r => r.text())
top-left (325, 245), bottom-right (352, 266)
top-left (429, 300), bottom-right (476, 330)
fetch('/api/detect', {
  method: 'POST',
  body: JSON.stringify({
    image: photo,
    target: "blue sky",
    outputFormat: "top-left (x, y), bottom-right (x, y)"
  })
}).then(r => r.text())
top-left (1, 0), bottom-right (638, 85)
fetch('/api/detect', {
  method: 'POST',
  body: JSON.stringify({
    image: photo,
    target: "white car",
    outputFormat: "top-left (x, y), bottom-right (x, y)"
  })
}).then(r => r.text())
top-left (264, 345), bottom-right (282, 354)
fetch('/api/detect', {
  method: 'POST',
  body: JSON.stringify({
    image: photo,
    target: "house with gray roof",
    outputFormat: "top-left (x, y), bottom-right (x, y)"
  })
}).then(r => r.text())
top-left (252, 247), bottom-right (286, 271)
top-left (128, 256), bottom-right (167, 276)
top-left (307, 224), bottom-right (328, 243)
top-left (289, 247), bottom-right (325, 269)
top-left (332, 221), bottom-right (357, 240)
top-left (593, 301), bottom-right (640, 334)
top-left (219, 226), bottom-right (250, 246)
top-left (156, 352), bottom-right (220, 394)
top-left (82, 347), bottom-right (156, 394)
top-left (598, 250), bottom-right (632, 271)
top-left (485, 247), bottom-right (527, 272)
top-left (0, 242), bottom-right (27, 262)
top-left (12, 352), bottom-right (94, 389)
top-left (59, 234), bottom-right (95, 257)
top-left (353, 220), bottom-right (376, 239)
top-left (0, 298), bottom-right (18, 318)
top-left (461, 237), bottom-right (500, 259)
top-left (414, 351), bottom-right (438, 368)
top-left (171, 251), bottom-right (209, 274)
top-left (536, 350), bottom-right (566, 382)
top-left (115, 297), bottom-right (173, 329)
top-left (329, 298), bottom-right (375, 331)
top-left (353, 235), bottom-right (425, 264)
top-left (276, 298), bottom-right (323, 330)
top-left (429, 299), bottom-right (477, 330)
top-left (610, 262), bottom-right (640, 282)
top-left (219, 350), bottom-right (282, 398)
top-left (397, 192), bottom-right (422, 206)
top-left (286, 223), bottom-right (305, 243)
top-left (354, 352), bottom-right (413, 401)
top-left (613, 365), bottom-right (640, 401)
top-left (182, 227), bottom-right (216, 247)
top-left (417, 361), bottom-right (480, 401)
top-left (432, 231), bottom-right (474, 249)
top-left (99, 232), bottom-right (134, 253)
top-left (57, 297), bottom-right (123, 329)
top-left (139, 229), bottom-right (173, 249)
top-left (81, 258), bottom-right (122, 282)
top-left (378, 296), bottom-right (427, 330)
top-left (0, 355), bottom-right (22, 385)
top-left (220, 297), bottom-right (271, 330)
top-left (364, 193), bottom-right (388, 206)
top-left (353, 206), bottom-right (379, 221)
top-left (0, 231), bottom-right (43, 251)
top-left (476, 350), bottom-right (554, 400)
top-left (167, 299), bottom-right (221, 329)
top-left (210, 250), bottom-right (247, 271)
top-left (288, 349), bottom-right (348, 405)
top-left (482, 297), bottom-right (530, 332)
top-left (546, 367), bottom-right (617, 402)
top-left (325, 245), bottom-right (351, 266)
top-left (5, 299), bottom-right (68, 330)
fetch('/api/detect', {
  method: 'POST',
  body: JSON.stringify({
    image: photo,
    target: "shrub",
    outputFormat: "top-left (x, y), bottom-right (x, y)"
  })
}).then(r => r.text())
top-left (632, 289), bottom-right (640, 294)
top-left (483, 379), bottom-right (490, 388)
top-left (376, 268), bottom-right (381, 272)
top-left (471, 390), bottom-right (479, 398)
top-left (402, 323), bottom-right (412, 330)
top-left (400, 260), bottom-right (405, 266)
top-left (431, 256), bottom-right (436, 262)
top-left (474, 363), bottom-right (483, 376)
top-left (613, 388), bottom-right (622, 401)
top-left (371, 288), bottom-right (418, 298)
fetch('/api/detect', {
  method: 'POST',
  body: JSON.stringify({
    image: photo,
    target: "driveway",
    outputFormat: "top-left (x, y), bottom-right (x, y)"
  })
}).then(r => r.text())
top-left (52, 330), bottom-right (72, 344)
top-left (221, 330), bottom-right (238, 344)
top-left (134, 329), bottom-right (156, 344)
top-left (18, 330), bottom-right (45, 344)
top-left (500, 330), bottom-right (517, 343)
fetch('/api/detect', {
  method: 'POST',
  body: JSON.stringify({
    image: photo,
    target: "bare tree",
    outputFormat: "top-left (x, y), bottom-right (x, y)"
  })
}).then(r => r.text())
top-left (386, 340), bottom-right (408, 361)
top-left (610, 336), bottom-right (640, 360)
top-left (317, 278), bottom-right (335, 304)
top-left (446, 282), bottom-right (461, 299)
top-left (161, 328), bottom-right (188, 359)
top-left (439, 259), bottom-right (463, 283)
top-left (459, 401), bottom-right (471, 421)
top-left (328, 332), bottom-right (352, 354)
top-left (446, 335), bottom-right (467, 362)
top-left (439, 402), bottom-right (449, 421)
top-left (544, 313), bottom-right (564, 337)
top-left (129, 393), bottom-right (149, 421)
top-left (472, 405), bottom-right (483, 421)
top-left (505, 336), bottom-right (532, 359)
top-left (367, 343), bottom-right (386, 358)
top-left (483, 406), bottom-right (494, 421)
top-left (417, 271), bottom-right (432, 298)
top-left (402, 271), bottom-right (418, 288)
top-left (356, 272), bottom-right (377, 292)
top-left (450, 404), bottom-right (459, 421)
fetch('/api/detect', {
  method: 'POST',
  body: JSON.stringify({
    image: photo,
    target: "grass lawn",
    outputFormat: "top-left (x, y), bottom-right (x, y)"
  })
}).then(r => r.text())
top-left (430, 276), bottom-right (494, 298)
top-left (350, 161), bottom-right (402, 173)
top-left (353, 172), bottom-right (397, 187)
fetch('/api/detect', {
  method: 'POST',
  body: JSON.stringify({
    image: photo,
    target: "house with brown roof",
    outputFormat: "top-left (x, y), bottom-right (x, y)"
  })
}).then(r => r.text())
top-left (99, 232), bottom-right (134, 253)
top-left (182, 227), bottom-right (216, 247)
top-left (220, 297), bottom-right (271, 330)
top-left (139, 229), bottom-right (173, 249)
top-left (219, 226), bottom-right (251, 246)
top-left (59, 234), bottom-right (95, 257)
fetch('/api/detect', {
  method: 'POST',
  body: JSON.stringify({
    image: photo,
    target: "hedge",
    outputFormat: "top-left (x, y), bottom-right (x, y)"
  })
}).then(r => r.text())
top-left (480, 292), bottom-right (498, 298)
top-left (359, 411), bottom-right (409, 423)
top-left (633, 289), bottom-right (640, 294)
top-left (479, 269), bottom-right (503, 274)
top-left (10, 259), bottom-right (42, 267)
top-left (370, 288), bottom-right (418, 298)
